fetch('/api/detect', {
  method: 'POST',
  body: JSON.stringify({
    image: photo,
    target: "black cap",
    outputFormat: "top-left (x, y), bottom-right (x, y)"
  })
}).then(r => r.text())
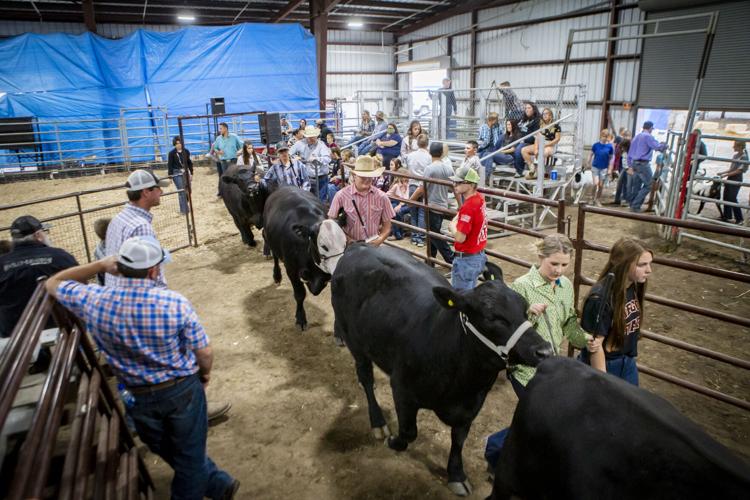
top-left (10, 215), bottom-right (50, 238)
top-left (429, 141), bottom-right (444, 158)
top-left (643, 121), bottom-right (654, 130)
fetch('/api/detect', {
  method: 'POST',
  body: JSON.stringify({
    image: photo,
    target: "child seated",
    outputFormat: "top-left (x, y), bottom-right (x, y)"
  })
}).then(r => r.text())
top-left (93, 217), bottom-right (111, 285)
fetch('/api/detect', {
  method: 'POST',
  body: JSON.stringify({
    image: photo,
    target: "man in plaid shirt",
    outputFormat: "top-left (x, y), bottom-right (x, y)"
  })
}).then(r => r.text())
top-left (46, 236), bottom-right (239, 500)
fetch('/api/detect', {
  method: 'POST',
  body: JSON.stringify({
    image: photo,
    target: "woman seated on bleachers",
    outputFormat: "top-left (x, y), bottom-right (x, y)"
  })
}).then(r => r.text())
top-left (479, 118), bottom-right (521, 183)
top-left (521, 107), bottom-right (561, 179)
top-left (513, 102), bottom-right (541, 177)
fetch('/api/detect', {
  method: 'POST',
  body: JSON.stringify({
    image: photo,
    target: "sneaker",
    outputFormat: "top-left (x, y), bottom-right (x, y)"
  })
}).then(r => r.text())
top-left (417, 241), bottom-right (425, 248)
top-left (207, 401), bottom-right (232, 421)
top-left (513, 173), bottom-right (523, 178)
top-left (594, 200), bottom-right (602, 207)
top-left (222, 480), bottom-right (240, 500)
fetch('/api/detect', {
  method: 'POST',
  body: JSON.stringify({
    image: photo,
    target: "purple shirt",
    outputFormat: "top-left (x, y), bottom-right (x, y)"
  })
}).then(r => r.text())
top-left (628, 130), bottom-right (666, 163)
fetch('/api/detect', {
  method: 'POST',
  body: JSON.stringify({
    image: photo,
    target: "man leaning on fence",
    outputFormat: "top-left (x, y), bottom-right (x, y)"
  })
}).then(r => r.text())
top-left (0, 216), bottom-right (78, 340)
top-left (45, 236), bottom-right (240, 500)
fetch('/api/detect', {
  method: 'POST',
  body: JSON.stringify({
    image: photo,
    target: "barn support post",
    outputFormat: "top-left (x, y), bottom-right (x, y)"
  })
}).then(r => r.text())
top-left (422, 177), bottom-right (431, 263)
top-left (82, 0), bottom-right (96, 33)
top-left (309, 0), bottom-right (330, 115)
top-left (468, 9), bottom-right (478, 116)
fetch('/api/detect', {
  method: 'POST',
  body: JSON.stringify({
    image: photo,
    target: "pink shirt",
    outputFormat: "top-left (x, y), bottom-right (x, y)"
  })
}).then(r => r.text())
top-left (329, 184), bottom-right (395, 242)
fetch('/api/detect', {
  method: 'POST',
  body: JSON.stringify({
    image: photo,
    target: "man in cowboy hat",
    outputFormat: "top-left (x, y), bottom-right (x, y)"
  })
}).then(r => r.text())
top-left (328, 155), bottom-right (395, 246)
top-left (289, 125), bottom-right (332, 202)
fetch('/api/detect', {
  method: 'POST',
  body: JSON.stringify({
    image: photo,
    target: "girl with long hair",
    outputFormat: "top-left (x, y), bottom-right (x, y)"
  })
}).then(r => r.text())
top-left (521, 107), bottom-right (561, 179)
top-left (400, 120), bottom-right (424, 160)
top-left (580, 237), bottom-right (654, 385)
top-left (237, 140), bottom-right (261, 168)
top-left (512, 101), bottom-right (540, 177)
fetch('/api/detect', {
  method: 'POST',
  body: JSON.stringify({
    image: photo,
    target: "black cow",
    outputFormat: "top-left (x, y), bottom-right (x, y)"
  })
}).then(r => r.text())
top-left (331, 244), bottom-right (552, 496)
top-left (263, 186), bottom-right (346, 330)
top-left (489, 357), bottom-right (750, 500)
top-left (220, 164), bottom-right (267, 247)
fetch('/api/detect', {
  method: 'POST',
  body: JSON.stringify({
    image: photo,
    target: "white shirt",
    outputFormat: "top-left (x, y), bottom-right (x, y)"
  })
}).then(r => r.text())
top-left (406, 149), bottom-right (431, 187)
top-left (289, 139), bottom-right (331, 177)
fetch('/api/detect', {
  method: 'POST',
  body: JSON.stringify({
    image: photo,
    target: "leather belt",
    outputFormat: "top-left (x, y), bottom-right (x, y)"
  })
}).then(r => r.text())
top-left (128, 376), bottom-right (189, 395)
top-left (455, 250), bottom-right (483, 258)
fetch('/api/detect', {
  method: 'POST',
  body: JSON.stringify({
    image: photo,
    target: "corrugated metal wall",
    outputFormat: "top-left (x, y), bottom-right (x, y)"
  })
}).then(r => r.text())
top-left (327, 29), bottom-right (395, 99)
top-left (395, 0), bottom-right (645, 146)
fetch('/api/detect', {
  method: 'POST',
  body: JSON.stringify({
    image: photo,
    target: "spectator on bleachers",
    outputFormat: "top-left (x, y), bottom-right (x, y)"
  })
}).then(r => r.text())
top-left (289, 127), bottom-right (304, 147)
top-left (298, 118), bottom-right (307, 130)
top-left (479, 117), bottom-right (519, 183)
top-left (401, 120), bottom-right (424, 161)
top-left (522, 107), bottom-right (561, 180)
top-left (387, 174), bottom-right (411, 241)
top-left (317, 119), bottom-right (334, 143)
top-left (361, 111), bottom-right (387, 155)
top-left (718, 140), bottom-right (748, 224)
top-left (478, 112), bottom-right (502, 168)
top-left (513, 102), bottom-right (541, 177)
top-left (346, 110), bottom-right (374, 149)
top-left (497, 81), bottom-right (524, 121)
top-left (375, 122), bottom-right (402, 173)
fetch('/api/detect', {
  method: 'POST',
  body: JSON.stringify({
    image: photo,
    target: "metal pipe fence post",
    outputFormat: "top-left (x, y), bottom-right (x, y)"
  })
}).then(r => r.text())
top-left (677, 131), bottom-right (701, 244)
top-left (556, 200), bottom-right (566, 235)
top-left (572, 203), bottom-right (587, 309)
top-left (535, 133), bottom-right (545, 197)
top-left (422, 177), bottom-right (431, 263)
top-left (54, 124), bottom-right (63, 165)
top-left (75, 194), bottom-right (93, 263)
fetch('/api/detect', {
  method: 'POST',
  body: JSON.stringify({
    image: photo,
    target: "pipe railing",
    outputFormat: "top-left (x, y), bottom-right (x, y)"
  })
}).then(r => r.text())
top-left (478, 113), bottom-right (574, 163)
top-left (0, 284), bottom-right (155, 498)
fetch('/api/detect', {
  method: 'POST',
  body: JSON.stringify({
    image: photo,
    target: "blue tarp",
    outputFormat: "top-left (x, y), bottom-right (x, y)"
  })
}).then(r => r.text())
top-left (0, 23), bottom-right (318, 169)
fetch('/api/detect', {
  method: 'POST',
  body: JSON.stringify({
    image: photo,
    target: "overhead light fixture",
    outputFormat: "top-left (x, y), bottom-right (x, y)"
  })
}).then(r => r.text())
top-left (347, 21), bottom-right (364, 28)
top-left (177, 14), bottom-right (196, 22)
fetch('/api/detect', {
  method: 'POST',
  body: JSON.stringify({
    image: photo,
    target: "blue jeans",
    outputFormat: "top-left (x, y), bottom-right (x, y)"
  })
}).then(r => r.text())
top-left (629, 160), bottom-right (652, 212)
top-left (722, 184), bottom-right (743, 222)
top-left (484, 373), bottom-right (526, 469)
top-left (408, 184), bottom-right (425, 243)
top-left (606, 356), bottom-right (639, 386)
top-left (129, 375), bottom-right (235, 500)
top-left (451, 251), bottom-right (486, 290)
top-left (391, 202), bottom-right (410, 239)
top-left (173, 172), bottom-right (189, 215)
top-left (479, 150), bottom-right (514, 181)
top-left (428, 211), bottom-right (454, 264)
top-left (614, 169), bottom-right (630, 204)
top-left (314, 175), bottom-right (329, 203)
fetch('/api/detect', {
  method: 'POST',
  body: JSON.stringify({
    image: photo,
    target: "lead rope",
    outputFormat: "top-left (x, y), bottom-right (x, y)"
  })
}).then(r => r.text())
top-left (539, 310), bottom-right (558, 356)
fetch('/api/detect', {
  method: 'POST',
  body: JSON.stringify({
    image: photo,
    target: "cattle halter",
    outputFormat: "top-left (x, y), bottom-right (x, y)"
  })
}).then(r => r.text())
top-left (459, 313), bottom-right (533, 360)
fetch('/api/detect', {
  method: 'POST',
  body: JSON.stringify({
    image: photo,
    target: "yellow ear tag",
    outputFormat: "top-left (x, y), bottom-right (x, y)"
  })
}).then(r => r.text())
top-left (448, 299), bottom-right (454, 307)
top-left (490, 274), bottom-right (495, 281)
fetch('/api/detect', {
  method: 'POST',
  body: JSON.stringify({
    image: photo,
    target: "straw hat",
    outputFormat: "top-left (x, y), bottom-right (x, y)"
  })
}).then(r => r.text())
top-left (303, 125), bottom-right (321, 138)
top-left (351, 155), bottom-right (384, 178)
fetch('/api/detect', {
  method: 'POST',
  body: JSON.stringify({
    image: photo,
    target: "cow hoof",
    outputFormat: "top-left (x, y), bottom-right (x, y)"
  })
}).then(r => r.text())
top-left (371, 425), bottom-right (391, 440)
top-left (447, 480), bottom-right (472, 497)
top-left (248, 240), bottom-right (257, 247)
top-left (296, 323), bottom-right (307, 332)
top-left (386, 436), bottom-right (407, 452)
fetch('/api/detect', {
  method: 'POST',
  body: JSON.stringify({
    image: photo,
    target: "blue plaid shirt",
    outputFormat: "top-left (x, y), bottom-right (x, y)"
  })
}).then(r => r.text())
top-left (56, 279), bottom-right (208, 386)
top-left (478, 122), bottom-right (502, 152)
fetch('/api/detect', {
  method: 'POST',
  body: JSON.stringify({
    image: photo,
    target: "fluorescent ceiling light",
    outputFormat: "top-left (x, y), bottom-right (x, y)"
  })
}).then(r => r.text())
top-left (347, 21), bottom-right (364, 28)
top-left (177, 15), bottom-right (196, 22)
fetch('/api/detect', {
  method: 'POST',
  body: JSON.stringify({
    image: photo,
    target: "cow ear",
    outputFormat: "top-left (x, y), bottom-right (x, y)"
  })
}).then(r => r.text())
top-left (483, 262), bottom-right (504, 282)
top-left (292, 224), bottom-right (310, 239)
top-left (221, 175), bottom-right (236, 185)
top-left (433, 286), bottom-right (466, 311)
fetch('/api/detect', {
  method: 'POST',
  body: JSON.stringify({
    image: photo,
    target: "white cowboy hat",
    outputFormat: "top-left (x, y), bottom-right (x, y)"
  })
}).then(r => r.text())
top-left (351, 155), bottom-right (384, 178)
top-left (303, 125), bottom-right (321, 138)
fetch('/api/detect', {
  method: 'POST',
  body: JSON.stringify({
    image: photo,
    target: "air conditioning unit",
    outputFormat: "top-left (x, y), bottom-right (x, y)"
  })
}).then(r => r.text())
top-left (396, 56), bottom-right (451, 73)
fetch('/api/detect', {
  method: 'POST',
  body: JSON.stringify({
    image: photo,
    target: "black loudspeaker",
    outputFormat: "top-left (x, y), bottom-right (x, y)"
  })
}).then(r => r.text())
top-left (0, 117), bottom-right (35, 149)
top-left (210, 97), bottom-right (225, 115)
top-left (259, 113), bottom-right (282, 145)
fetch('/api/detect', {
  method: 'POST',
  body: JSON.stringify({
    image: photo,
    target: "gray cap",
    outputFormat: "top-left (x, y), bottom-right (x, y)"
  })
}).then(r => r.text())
top-left (275, 141), bottom-right (290, 152)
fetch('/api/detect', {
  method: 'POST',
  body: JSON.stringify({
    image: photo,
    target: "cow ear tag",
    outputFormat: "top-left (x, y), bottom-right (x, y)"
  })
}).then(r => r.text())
top-left (448, 299), bottom-right (454, 307)
top-left (490, 274), bottom-right (495, 281)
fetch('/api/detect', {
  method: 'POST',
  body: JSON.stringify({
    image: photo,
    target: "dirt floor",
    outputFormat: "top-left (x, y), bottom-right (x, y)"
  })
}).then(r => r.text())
top-left (1, 166), bottom-right (748, 499)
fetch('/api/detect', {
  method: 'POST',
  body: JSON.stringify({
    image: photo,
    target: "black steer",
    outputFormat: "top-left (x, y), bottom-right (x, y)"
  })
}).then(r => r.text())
top-left (263, 186), bottom-right (345, 330)
top-left (489, 357), bottom-right (750, 500)
top-left (220, 164), bottom-right (267, 247)
top-left (331, 244), bottom-right (552, 496)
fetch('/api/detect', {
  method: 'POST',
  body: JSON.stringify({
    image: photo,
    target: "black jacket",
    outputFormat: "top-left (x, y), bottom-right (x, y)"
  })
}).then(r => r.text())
top-left (167, 148), bottom-right (194, 176)
top-left (0, 241), bottom-right (78, 337)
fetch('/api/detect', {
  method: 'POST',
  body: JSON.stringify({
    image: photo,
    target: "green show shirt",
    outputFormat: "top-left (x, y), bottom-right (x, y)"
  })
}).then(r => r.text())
top-left (508, 266), bottom-right (589, 386)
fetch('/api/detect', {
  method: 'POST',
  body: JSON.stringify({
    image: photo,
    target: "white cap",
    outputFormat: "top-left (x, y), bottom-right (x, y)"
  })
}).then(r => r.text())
top-left (126, 169), bottom-right (170, 192)
top-left (118, 236), bottom-right (172, 270)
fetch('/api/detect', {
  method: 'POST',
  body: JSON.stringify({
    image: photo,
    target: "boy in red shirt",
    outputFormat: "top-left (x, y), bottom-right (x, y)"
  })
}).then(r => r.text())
top-left (449, 166), bottom-right (488, 290)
